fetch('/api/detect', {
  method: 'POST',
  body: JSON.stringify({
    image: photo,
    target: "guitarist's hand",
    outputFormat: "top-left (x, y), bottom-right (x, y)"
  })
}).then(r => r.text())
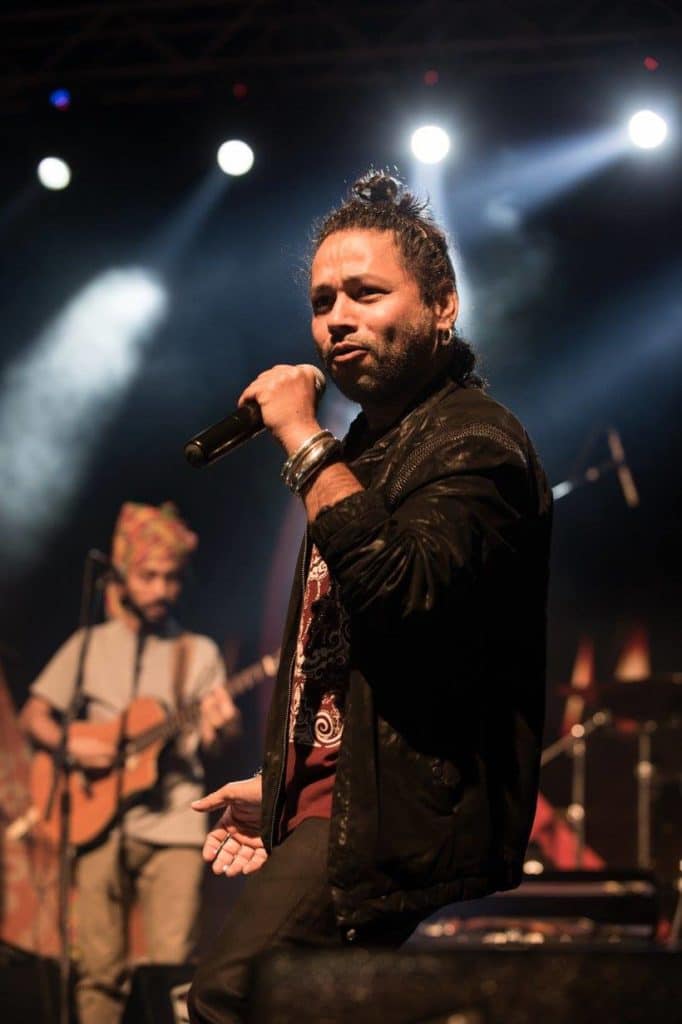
top-left (68, 734), bottom-right (118, 770)
top-left (198, 685), bottom-right (241, 749)
top-left (191, 775), bottom-right (267, 877)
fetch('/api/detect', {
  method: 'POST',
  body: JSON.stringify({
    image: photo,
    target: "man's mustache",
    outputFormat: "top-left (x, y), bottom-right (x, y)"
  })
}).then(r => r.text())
top-left (325, 341), bottom-right (372, 367)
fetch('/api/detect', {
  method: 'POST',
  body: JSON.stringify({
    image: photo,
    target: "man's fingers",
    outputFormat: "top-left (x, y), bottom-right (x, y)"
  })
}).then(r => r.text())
top-left (225, 826), bottom-right (262, 847)
top-left (192, 775), bottom-right (262, 813)
top-left (247, 849), bottom-right (268, 873)
top-left (208, 830), bottom-right (267, 877)
top-left (212, 836), bottom-right (246, 875)
top-left (192, 784), bottom-right (238, 812)
top-left (222, 842), bottom-right (268, 878)
top-left (242, 848), bottom-right (269, 875)
top-left (207, 829), bottom-right (256, 873)
top-left (202, 829), bottom-right (227, 863)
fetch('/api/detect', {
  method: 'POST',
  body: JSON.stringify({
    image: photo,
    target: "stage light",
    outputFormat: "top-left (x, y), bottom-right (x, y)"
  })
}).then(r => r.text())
top-left (410, 125), bottom-right (450, 164)
top-left (217, 139), bottom-right (254, 176)
top-left (49, 88), bottom-right (71, 110)
top-left (628, 110), bottom-right (668, 149)
top-left (37, 157), bottom-right (71, 190)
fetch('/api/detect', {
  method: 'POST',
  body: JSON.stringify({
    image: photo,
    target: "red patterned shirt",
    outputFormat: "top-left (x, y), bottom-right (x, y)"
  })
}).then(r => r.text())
top-left (280, 544), bottom-right (350, 835)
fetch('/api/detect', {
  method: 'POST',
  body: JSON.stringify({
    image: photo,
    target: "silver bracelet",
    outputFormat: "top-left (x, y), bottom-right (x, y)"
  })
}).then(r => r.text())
top-left (281, 431), bottom-right (342, 496)
top-left (281, 430), bottom-right (331, 482)
top-left (293, 437), bottom-right (343, 495)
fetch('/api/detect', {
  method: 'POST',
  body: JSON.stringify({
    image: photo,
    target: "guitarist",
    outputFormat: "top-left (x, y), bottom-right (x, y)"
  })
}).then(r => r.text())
top-left (19, 501), bottom-right (240, 1024)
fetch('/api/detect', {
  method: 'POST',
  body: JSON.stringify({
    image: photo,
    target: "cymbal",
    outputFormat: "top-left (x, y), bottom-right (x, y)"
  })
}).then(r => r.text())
top-left (557, 674), bottom-right (682, 725)
top-left (560, 673), bottom-right (682, 694)
top-left (558, 684), bottom-right (598, 698)
top-left (597, 676), bottom-right (682, 723)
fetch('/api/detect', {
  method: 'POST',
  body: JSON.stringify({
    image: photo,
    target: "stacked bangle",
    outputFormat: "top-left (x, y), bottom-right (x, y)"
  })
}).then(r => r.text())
top-left (280, 429), bottom-right (343, 496)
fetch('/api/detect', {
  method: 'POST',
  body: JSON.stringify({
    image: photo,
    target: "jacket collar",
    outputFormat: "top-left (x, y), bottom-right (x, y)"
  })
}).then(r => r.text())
top-left (344, 372), bottom-right (460, 463)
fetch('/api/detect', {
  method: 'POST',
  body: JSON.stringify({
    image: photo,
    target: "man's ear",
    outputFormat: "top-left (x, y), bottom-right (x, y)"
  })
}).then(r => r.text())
top-left (434, 288), bottom-right (459, 330)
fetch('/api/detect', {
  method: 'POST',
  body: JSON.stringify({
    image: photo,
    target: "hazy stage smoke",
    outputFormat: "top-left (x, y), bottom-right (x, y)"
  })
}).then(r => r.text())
top-left (0, 267), bottom-right (168, 567)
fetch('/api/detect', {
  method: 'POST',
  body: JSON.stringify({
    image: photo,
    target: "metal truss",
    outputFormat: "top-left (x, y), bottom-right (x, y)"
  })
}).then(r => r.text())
top-left (1, 1), bottom-right (681, 107)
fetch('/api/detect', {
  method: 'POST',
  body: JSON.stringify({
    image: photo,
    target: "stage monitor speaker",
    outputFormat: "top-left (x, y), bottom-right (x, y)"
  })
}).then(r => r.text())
top-left (418, 869), bottom-right (661, 944)
top-left (122, 963), bottom-right (195, 1024)
top-left (248, 945), bottom-right (682, 1024)
top-left (0, 940), bottom-right (60, 1024)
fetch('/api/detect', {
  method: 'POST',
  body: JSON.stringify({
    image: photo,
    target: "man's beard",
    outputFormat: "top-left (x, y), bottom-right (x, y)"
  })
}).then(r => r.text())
top-left (121, 592), bottom-right (170, 627)
top-left (331, 312), bottom-right (437, 407)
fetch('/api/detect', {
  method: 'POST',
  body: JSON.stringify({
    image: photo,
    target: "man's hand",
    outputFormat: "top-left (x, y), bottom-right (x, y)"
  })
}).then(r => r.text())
top-left (191, 775), bottom-right (267, 877)
top-left (198, 684), bottom-right (240, 748)
top-left (67, 734), bottom-right (118, 770)
top-left (238, 363), bottom-right (323, 456)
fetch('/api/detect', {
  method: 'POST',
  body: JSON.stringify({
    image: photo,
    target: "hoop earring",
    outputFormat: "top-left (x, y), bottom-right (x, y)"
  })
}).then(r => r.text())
top-left (440, 326), bottom-right (453, 347)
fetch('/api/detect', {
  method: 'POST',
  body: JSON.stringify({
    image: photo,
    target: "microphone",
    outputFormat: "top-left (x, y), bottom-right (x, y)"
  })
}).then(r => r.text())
top-left (88, 549), bottom-right (124, 583)
top-left (183, 365), bottom-right (327, 468)
top-left (606, 428), bottom-right (640, 508)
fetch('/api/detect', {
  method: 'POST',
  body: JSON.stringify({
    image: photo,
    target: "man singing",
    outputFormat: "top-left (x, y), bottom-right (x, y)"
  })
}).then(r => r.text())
top-left (188, 171), bottom-right (552, 1023)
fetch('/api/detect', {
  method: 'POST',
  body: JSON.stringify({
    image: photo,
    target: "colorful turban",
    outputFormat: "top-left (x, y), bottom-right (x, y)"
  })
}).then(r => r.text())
top-left (106, 501), bottom-right (198, 621)
top-left (111, 501), bottom-right (198, 574)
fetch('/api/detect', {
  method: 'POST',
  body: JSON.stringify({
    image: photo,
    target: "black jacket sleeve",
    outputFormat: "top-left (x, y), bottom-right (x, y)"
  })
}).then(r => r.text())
top-left (310, 430), bottom-right (538, 630)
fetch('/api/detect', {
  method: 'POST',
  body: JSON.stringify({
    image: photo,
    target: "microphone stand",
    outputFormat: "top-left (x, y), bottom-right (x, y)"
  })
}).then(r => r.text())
top-left (551, 455), bottom-right (624, 502)
top-left (551, 425), bottom-right (639, 507)
top-left (43, 551), bottom-right (107, 1024)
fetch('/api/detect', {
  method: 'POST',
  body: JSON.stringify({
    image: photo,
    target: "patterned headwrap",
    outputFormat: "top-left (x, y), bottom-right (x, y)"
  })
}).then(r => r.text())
top-left (106, 501), bottom-right (198, 621)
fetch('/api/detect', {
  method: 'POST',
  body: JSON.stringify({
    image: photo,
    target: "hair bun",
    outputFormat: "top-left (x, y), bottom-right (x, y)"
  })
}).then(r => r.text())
top-left (353, 171), bottom-right (400, 205)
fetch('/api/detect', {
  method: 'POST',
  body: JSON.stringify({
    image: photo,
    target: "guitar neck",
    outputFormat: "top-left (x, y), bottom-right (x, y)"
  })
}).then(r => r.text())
top-left (125, 650), bottom-right (280, 755)
top-left (227, 651), bottom-right (280, 698)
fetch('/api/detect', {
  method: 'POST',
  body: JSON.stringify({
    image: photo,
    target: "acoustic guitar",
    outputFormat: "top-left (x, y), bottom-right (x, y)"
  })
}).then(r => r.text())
top-left (29, 650), bottom-right (279, 849)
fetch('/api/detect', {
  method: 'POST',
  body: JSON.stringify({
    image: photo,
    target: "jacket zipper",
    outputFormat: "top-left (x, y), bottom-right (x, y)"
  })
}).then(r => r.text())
top-left (267, 528), bottom-right (308, 852)
top-left (386, 424), bottom-right (526, 507)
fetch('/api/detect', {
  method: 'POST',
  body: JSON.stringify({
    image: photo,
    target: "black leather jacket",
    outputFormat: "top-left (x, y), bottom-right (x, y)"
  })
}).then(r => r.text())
top-left (261, 377), bottom-right (552, 934)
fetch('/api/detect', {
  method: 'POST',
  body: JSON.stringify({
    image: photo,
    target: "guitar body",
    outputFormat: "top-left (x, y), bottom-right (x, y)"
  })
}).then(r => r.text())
top-left (30, 697), bottom-right (168, 849)
top-left (26, 649), bottom-right (279, 850)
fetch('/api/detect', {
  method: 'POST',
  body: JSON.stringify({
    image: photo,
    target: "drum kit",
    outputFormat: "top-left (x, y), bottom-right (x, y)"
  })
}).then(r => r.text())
top-left (416, 668), bottom-right (682, 951)
top-left (544, 670), bottom-right (682, 874)
top-left (545, 432), bottom-right (681, 885)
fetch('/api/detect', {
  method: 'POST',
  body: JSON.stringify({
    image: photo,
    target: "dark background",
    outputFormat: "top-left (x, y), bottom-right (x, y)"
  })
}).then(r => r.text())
top-left (0, 2), bottom-right (680, 907)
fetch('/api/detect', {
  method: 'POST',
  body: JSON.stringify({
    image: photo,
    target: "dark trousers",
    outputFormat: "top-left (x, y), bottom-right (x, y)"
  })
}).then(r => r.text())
top-left (187, 818), bottom-right (420, 1024)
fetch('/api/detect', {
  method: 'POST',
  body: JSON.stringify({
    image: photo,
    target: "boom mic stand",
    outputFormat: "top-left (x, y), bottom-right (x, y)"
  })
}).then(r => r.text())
top-left (43, 550), bottom-right (109, 1024)
top-left (551, 424), bottom-right (639, 507)
top-left (543, 427), bottom-right (637, 865)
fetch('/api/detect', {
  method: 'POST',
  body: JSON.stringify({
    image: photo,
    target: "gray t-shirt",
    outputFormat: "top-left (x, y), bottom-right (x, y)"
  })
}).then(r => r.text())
top-left (30, 618), bottom-right (225, 846)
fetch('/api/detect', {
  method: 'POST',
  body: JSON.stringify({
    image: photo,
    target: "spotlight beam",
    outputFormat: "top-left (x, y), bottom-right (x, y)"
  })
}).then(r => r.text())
top-left (0, 268), bottom-right (168, 570)
top-left (450, 130), bottom-right (624, 243)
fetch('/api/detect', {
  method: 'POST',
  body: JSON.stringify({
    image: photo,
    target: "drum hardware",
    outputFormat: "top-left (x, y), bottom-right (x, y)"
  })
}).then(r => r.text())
top-left (596, 674), bottom-right (681, 871)
top-left (540, 709), bottom-right (612, 867)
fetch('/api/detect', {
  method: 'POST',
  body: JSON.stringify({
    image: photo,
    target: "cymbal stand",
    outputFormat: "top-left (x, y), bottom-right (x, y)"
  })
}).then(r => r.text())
top-left (668, 859), bottom-right (682, 947)
top-left (541, 710), bottom-right (612, 868)
top-left (634, 719), bottom-right (657, 870)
